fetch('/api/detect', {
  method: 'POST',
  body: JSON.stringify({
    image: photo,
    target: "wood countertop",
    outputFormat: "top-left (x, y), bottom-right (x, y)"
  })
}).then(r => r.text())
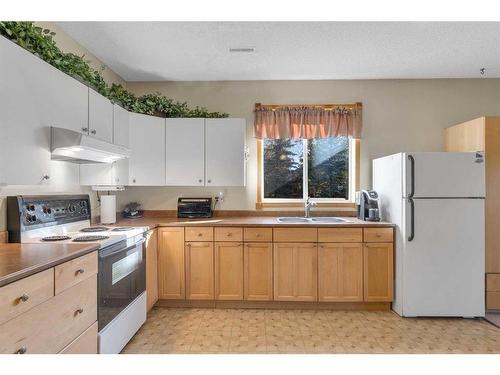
top-left (0, 243), bottom-right (99, 287)
top-left (115, 216), bottom-right (395, 230)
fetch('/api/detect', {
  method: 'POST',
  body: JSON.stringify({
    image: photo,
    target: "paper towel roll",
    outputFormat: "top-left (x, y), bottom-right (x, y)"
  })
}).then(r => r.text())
top-left (100, 195), bottom-right (116, 224)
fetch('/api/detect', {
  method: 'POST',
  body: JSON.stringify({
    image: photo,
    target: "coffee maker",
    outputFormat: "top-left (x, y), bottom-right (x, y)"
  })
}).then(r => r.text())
top-left (356, 190), bottom-right (381, 221)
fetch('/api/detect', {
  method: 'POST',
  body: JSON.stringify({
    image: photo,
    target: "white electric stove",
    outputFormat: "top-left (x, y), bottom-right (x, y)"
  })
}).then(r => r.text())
top-left (6, 194), bottom-right (148, 354)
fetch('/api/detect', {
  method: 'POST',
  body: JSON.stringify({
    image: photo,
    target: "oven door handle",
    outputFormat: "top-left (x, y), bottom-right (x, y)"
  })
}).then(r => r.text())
top-left (99, 237), bottom-right (146, 259)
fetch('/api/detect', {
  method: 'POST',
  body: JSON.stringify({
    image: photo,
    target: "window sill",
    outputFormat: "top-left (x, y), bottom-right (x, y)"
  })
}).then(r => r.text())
top-left (256, 201), bottom-right (356, 210)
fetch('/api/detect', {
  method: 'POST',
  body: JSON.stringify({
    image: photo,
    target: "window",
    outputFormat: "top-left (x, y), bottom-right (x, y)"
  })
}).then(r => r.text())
top-left (258, 137), bottom-right (358, 207)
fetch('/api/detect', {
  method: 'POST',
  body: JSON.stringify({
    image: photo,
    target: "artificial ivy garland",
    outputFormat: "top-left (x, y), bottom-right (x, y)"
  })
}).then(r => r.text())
top-left (0, 21), bottom-right (228, 118)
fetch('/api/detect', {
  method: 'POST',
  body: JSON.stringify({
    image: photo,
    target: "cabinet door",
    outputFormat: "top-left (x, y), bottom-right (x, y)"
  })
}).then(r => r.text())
top-left (215, 242), bottom-right (243, 300)
top-left (205, 118), bottom-right (246, 186)
top-left (158, 227), bottom-right (185, 299)
top-left (146, 229), bottom-right (159, 310)
top-left (0, 37), bottom-right (86, 185)
top-left (165, 118), bottom-right (205, 186)
top-left (185, 242), bottom-right (214, 300)
top-left (273, 243), bottom-right (318, 301)
top-left (244, 243), bottom-right (273, 301)
top-left (79, 164), bottom-right (113, 186)
top-left (129, 113), bottom-right (166, 186)
top-left (363, 243), bottom-right (394, 302)
top-left (112, 105), bottom-right (130, 185)
top-left (318, 243), bottom-right (363, 302)
top-left (88, 89), bottom-right (113, 142)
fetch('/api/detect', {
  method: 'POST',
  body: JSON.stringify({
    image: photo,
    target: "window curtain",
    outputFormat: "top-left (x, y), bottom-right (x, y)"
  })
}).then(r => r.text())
top-left (254, 104), bottom-right (362, 139)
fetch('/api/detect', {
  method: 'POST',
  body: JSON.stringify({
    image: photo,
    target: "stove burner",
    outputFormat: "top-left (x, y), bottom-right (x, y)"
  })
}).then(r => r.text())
top-left (73, 235), bottom-right (110, 242)
top-left (111, 227), bottom-right (133, 232)
top-left (41, 235), bottom-right (71, 242)
top-left (80, 227), bottom-right (109, 233)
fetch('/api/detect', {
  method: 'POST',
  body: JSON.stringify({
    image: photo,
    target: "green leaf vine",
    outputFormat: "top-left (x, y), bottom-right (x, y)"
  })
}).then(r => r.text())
top-left (0, 21), bottom-right (228, 118)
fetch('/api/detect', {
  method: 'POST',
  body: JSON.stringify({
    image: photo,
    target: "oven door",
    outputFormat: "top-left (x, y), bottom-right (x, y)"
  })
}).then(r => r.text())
top-left (98, 235), bottom-right (146, 331)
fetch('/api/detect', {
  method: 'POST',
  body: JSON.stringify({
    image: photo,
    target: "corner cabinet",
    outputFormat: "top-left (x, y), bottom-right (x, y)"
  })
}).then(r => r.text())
top-left (165, 118), bottom-right (246, 187)
top-left (0, 36), bottom-right (85, 186)
top-left (128, 113), bottom-right (166, 186)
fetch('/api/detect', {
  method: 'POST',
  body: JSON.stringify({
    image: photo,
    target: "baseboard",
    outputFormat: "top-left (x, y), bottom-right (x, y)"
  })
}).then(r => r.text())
top-left (155, 299), bottom-right (390, 311)
top-left (0, 231), bottom-right (7, 243)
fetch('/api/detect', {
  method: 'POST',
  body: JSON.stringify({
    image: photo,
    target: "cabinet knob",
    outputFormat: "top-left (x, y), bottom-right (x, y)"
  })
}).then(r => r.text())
top-left (81, 127), bottom-right (88, 132)
top-left (133, 179), bottom-right (136, 183)
top-left (19, 294), bottom-right (29, 303)
top-left (197, 233), bottom-right (203, 237)
top-left (42, 175), bottom-right (50, 180)
top-left (207, 179), bottom-right (212, 184)
top-left (75, 308), bottom-right (84, 316)
top-left (15, 346), bottom-right (27, 354)
top-left (227, 233), bottom-right (232, 237)
top-left (198, 179), bottom-right (202, 183)
top-left (90, 129), bottom-right (97, 135)
top-left (75, 268), bottom-right (85, 275)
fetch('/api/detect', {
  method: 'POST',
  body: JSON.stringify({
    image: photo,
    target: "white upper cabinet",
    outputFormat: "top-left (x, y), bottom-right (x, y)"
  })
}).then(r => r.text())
top-left (80, 104), bottom-right (130, 186)
top-left (0, 36), bottom-right (86, 185)
top-left (205, 118), bottom-right (246, 187)
top-left (129, 113), bottom-right (166, 186)
top-left (165, 118), bottom-right (205, 186)
top-left (88, 89), bottom-right (113, 142)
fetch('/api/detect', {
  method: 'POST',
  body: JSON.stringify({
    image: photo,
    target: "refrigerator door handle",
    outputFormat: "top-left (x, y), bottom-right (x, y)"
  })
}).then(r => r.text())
top-left (408, 154), bottom-right (415, 198)
top-left (408, 198), bottom-right (415, 241)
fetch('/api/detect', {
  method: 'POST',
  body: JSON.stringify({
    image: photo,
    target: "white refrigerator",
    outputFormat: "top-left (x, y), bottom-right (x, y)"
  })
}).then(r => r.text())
top-left (373, 152), bottom-right (485, 317)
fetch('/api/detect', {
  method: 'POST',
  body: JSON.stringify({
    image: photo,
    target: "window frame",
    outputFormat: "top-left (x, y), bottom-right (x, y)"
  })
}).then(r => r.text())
top-left (256, 138), bottom-right (360, 209)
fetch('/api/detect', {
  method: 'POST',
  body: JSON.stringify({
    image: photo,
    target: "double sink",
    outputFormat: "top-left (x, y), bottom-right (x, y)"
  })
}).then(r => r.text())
top-left (276, 217), bottom-right (353, 224)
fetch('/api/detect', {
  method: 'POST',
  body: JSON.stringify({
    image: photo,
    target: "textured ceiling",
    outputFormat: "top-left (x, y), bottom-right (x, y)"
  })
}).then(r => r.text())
top-left (57, 22), bottom-right (500, 81)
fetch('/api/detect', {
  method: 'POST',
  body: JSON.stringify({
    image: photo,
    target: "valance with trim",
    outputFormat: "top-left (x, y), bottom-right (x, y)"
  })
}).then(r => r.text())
top-left (254, 103), bottom-right (362, 139)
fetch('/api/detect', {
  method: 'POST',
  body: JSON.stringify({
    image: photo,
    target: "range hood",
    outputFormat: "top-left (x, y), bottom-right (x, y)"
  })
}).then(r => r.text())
top-left (51, 127), bottom-right (131, 164)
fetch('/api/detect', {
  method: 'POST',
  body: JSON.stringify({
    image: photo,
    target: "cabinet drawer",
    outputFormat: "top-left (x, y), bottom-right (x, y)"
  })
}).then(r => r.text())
top-left (0, 268), bottom-right (54, 325)
top-left (363, 228), bottom-right (393, 242)
top-left (59, 321), bottom-right (98, 354)
top-left (54, 251), bottom-right (98, 295)
top-left (487, 292), bottom-right (500, 310)
top-left (215, 227), bottom-right (243, 242)
top-left (487, 274), bottom-right (500, 291)
top-left (273, 228), bottom-right (317, 242)
top-left (244, 227), bottom-right (273, 242)
top-left (0, 275), bottom-right (97, 354)
top-left (185, 227), bottom-right (214, 242)
top-left (318, 228), bottom-right (362, 243)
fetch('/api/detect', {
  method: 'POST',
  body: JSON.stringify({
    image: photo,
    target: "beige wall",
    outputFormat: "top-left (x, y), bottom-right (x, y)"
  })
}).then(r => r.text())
top-left (118, 79), bottom-right (500, 211)
top-left (35, 22), bottom-right (126, 87)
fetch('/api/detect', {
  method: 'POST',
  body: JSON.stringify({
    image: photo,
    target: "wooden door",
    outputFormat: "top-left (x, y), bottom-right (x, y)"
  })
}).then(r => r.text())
top-left (215, 242), bottom-right (243, 300)
top-left (273, 243), bottom-right (317, 301)
top-left (128, 113), bottom-right (165, 186)
top-left (88, 88), bottom-right (113, 142)
top-left (185, 242), bottom-right (214, 300)
top-left (165, 118), bottom-right (205, 186)
top-left (244, 243), bottom-right (273, 301)
top-left (363, 243), bottom-right (394, 302)
top-left (205, 118), bottom-right (246, 186)
top-left (157, 227), bottom-right (185, 299)
top-left (146, 229), bottom-right (159, 310)
top-left (318, 243), bottom-right (363, 302)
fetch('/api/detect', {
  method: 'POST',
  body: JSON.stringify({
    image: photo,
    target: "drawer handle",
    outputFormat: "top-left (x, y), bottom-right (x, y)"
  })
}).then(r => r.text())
top-left (75, 308), bottom-right (84, 316)
top-left (15, 346), bottom-right (27, 354)
top-left (19, 294), bottom-right (29, 303)
top-left (256, 233), bottom-right (262, 237)
top-left (197, 233), bottom-right (203, 237)
top-left (227, 233), bottom-right (233, 237)
top-left (75, 268), bottom-right (85, 275)
top-left (376, 233), bottom-right (382, 237)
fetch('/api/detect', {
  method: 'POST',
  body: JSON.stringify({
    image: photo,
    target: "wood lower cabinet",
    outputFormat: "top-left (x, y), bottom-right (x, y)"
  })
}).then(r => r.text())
top-left (215, 242), bottom-right (244, 300)
top-left (59, 321), bottom-right (98, 354)
top-left (185, 242), bottom-right (214, 300)
top-left (244, 243), bottom-right (273, 301)
top-left (363, 243), bottom-right (394, 302)
top-left (158, 227), bottom-right (185, 299)
top-left (318, 243), bottom-right (363, 302)
top-left (273, 243), bottom-right (318, 301)
top-left (146, 229), bottom-right (158, 310)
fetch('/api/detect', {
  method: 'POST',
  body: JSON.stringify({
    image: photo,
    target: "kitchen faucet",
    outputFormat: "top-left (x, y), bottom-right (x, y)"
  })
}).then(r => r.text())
top-left (304, 197), bottom-right (317, 218)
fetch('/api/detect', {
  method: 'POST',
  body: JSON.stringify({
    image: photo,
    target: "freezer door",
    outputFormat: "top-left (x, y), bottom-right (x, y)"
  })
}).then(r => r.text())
top-left (404, 152), bottom-right (485, 198)
top-left (402, 198), bottom-right (485, 317)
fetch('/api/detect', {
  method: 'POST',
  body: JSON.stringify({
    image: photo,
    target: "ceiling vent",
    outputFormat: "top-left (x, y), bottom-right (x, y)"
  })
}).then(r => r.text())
top-left (229, 47), bottom-right (256, 53)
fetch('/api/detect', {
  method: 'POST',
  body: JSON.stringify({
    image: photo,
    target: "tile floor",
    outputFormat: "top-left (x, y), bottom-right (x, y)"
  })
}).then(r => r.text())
top-left (121, 307), bottom-right (500, 354)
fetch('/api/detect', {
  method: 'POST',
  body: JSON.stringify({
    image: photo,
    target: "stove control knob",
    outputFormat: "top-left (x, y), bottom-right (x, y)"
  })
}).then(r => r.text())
top-left (31, 214), bottom-right (37, 222)
top-left (68, 205), bottom-right (76, 213)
